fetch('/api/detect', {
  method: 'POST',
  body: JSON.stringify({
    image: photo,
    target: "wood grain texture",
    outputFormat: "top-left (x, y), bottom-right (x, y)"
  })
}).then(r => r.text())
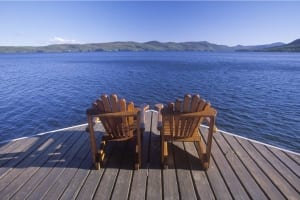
top-left (147, 111), bottom-right (163, 200)
top-left (129, 111), bottom-right (151, 200)
top-left (222, 133), bottom-right (286, 200)
top-left (214, 132), bottom-right (268, 199)
top-left (237, 138), bottom-right (300, 199)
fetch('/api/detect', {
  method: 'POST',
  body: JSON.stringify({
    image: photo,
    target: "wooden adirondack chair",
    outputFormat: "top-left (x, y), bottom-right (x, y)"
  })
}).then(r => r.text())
top-left (86, 94), bottom-right (149, 170)
top-left (156, 94), bottom-right (217, 170)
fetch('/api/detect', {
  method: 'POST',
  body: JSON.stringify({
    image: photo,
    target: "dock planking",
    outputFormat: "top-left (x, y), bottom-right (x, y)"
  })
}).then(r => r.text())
top-left (268, 146), bottom-right (300, 178)
top-left (183, 142), bottom-right (214, 200)
top-left (213, 131), bottom-right (268, 199)
top-left (129, 111), bottom-right (152, 200)
top-left (0, 133), bottom-right (62, 194)
top-left (208, 134), bottom-right (250, 199)
top-left (146, 111), bottom-right (163, 200)
top-left (0, 111), bottom-right (298, 199)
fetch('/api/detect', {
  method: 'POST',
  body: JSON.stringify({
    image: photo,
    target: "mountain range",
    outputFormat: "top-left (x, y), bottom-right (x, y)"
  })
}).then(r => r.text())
top-left (0, 39), bottom-right (299, 53)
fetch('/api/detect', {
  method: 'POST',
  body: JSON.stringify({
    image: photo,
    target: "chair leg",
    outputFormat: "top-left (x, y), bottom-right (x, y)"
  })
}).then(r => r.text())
top-left (163, 141), bottom-right (168, 169)
top-left (203, 116), bottom-right (215, 170)
top-left (135, 130), bottom-right (142, 170)
top-left (138, 131), bottom-right (142, 167)
top-left (161, 135), bottom-right (168, 168)
top-left (87, 115), bottom-right (100, 170)
top-left (140, 128), bottom-right (145, 142)
top-left (94, 160), bottom-right (101, 170)
top-left (134, 146), bottom-right (140, 170)
top-left (98, 140), bottom-right (106, 168)
top-left (161, 135), bottom-right (164, 167)
top-left (197, 139), bottom-right (208, 170)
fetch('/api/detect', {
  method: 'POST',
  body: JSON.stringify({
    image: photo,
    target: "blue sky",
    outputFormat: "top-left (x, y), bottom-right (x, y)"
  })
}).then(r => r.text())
top-left (0, 1), bottom-right (299, 46)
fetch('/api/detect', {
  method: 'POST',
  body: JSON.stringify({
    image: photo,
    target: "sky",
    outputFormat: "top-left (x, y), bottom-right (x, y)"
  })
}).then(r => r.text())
top-left (0, 1), bottom-right (299, 46)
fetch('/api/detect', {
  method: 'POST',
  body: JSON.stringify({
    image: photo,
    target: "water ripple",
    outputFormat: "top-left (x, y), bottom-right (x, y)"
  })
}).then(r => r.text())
top-left (0, 52), bottom-right (299, 152)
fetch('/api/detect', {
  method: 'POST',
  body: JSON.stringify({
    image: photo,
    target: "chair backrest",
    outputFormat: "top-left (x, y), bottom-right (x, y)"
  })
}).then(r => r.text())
top-left (91, 94), bottom-right (139, 138)
top-left (161, 94), bottom-right (214, 138)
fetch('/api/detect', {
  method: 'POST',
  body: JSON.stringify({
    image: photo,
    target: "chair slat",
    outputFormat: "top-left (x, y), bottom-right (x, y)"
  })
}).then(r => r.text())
top-left (197, 99), bottom-right (207, 111)
top-left (127, 102), bottom-right (135, 137)
top-left (175, 99), bottom-right (182, 112)
top-left (119, 99), bottom-right (128, 137)
top-left (95, 99), bottom-right (111, 134)
top-left (190, 95), bottom-right (200, 112)
top-left (183, 94), bottom-right (192, 112)
top-left (181, 95), bottom-right (192, 137)
top-left (179, 118), bottom-right (186, 137)
top-left (96, 99), bottom-right (105, 112)
top-left (119, 98), bottom-right (127, 112)
top-left (101, 94), bottom-right (112, 112)
top-left (187, 96), bottom-right (205, 135)
top-left (183, 95), bottom-right (201, 137)
top-left (183, 117), bottom-right (192, 137)
top-left (110, 95), bottom-right (122, 136)
top-left (110, 94), bottom-right (119, 112)
top-left (168, 103), bottom-right (174, 136)
top-left (102, 95), bottom-right (118, 136)
top-left (174, 100), bottom-right (181, 137)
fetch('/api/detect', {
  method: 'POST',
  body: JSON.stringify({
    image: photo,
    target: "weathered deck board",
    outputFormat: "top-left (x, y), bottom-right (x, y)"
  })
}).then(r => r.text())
top-left (268, 146), bottom-right (300, 178)
top-left (110, 142), bottom-right (134, 200)
top-left (287, 151), bottom-right (300, 165)
top-left (0, 111), bottom-right (299, 200)
top-left (93, 142), bottom-right (126, 200)
top-left (222, 133), bottom-right (286, 200)
top-left (129, 111), bottom-right (152, 200)
top-left (184, 142), bottom-right (214, 199)
top-left (58, 126), bottom-right (103, 200)
top-left (0, 133), bottom-right (62, 193)
top-left (237, 137), bottom-right (299, 199)
top-left (253, 142), bottom-right (300, 193)
top-left (26, 133), bottom-right (89, 200)
top-left (0, 134), bottom-right (51, 177)
top-left (147, 111), bottom-right (163, 200)
top-left (12, 131), bottom-right (82, 200)
top-left (213, 131), bottom-right (268, 199)
top-left (163, 139), bottom-right (179, 200)
top-left (173, 141), bottom-right (197, 199)
top-left (2, 132), bottom-right (75, 199)
top-left (209, 135), bottom-right (250, 199)
top-left (200, 130), bottom-right (233, 200)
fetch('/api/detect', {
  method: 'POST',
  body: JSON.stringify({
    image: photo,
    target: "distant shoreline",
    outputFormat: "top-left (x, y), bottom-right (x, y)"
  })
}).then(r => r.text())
top-left (0, 39), bottom-right (299, 53)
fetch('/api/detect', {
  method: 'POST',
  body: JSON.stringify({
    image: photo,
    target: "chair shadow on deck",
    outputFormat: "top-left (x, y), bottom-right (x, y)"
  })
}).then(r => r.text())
top-left (0, 128), bottom-right (96, 171)
top-left (0, 128), bottom-right (206, 171)
top-left (92, 130), bottom-right (206, 171)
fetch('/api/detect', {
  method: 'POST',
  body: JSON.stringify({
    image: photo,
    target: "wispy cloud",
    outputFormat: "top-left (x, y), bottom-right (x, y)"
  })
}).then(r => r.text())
top-left (50, 36), bottom-right (77, 44)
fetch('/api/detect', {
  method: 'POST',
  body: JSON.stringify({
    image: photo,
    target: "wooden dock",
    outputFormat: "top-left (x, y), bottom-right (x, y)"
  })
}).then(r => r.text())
top-left (0, 111), bottom-right (299, 199)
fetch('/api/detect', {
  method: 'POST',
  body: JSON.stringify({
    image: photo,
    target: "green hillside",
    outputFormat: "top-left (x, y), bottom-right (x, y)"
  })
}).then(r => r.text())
top-left (0, 39), bottom-right (299, 53)
top-left (0, 41), bottom-right (232, 53)
top-left (260, 39), bottom-right (300, 52)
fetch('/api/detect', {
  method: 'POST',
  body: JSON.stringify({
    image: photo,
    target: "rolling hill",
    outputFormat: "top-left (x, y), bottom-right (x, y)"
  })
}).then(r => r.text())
top-left (0, 40), bottom-right (299, 53)
top-left (259, 39), bottom-right (300, 52)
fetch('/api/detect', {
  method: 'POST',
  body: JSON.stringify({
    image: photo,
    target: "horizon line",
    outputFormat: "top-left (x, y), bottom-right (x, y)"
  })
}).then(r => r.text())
top-left (0, 39), bottom-right (293, 48)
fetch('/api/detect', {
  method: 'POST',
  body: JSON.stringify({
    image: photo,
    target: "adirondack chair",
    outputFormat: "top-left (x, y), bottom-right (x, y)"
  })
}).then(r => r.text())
top-left (86, 94), bottom-right (149, 170)
top-left (156, 94), bottom-right (217, 170)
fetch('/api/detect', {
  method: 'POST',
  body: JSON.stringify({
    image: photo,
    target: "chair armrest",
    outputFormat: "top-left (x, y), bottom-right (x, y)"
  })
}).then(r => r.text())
top-left (155, 103), bottom-right (164, 130)
top-left (173, 106), bottom-right (217, 118)
top-left (88, 111), bottom-right (139, 118)
top-left (140, 103), bottom-right (149, 129)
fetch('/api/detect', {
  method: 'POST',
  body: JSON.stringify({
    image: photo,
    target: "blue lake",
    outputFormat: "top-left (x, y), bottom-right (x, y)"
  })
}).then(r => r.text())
top-left (0, 51), bottom-right (299, 152)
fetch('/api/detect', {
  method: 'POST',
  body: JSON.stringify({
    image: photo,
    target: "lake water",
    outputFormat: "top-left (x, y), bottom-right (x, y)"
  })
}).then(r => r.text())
top-left (0, 52), bottom-right (299, 153)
